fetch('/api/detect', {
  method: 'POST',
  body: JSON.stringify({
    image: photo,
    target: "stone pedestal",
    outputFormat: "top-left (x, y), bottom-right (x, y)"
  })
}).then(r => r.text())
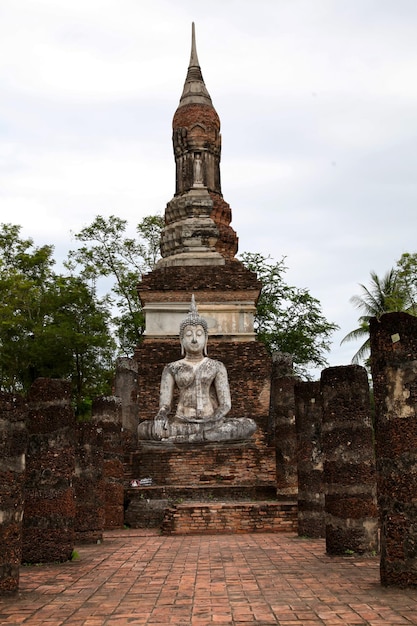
top-left (131, 441), bottom-right (276, 486)
top-left (124, 441), bottom-right (291, 533)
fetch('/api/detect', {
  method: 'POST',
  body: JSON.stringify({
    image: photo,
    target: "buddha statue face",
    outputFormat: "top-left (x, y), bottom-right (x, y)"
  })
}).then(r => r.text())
top-left (181, 323), bottom-right (207, 357)
top-left (179, 297), bottom-right (209, 356)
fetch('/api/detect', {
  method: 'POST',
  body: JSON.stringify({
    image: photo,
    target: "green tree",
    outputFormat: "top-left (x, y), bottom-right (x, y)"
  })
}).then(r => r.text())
top-left (0, 224), bottom-right (115, 414)
top-left (341, 268), bottom-right (412, 364)
top-left (68, 213), bottom-right (164, 354)
top-left (239, 252), bottom-right (339, 378)
top-left (0, 224), bottom-right (56, 391)
top-left (396, 252), bottom-right (417, 315)
top-left (44, 275), bottom-right (115, 415)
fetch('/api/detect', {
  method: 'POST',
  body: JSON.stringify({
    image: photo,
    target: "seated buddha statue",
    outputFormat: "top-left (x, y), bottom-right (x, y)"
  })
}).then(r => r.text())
top-left (137, 296), bottom-right (257, 443)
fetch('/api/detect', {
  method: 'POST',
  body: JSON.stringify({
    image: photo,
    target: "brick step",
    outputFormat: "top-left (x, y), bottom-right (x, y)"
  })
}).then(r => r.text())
top-left (125, 483), bottom-right (277, 501)
top-left (124, 497), bottom-right (169, 528)
top-left (161, 501), bottom-right (298, 535)
top-left (124, 484), bottom-right (280, 529)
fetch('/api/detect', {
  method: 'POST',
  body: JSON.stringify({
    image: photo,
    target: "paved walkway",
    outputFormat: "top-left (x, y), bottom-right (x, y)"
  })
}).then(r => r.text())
top-left (1, 529), bottom-right (417, 625)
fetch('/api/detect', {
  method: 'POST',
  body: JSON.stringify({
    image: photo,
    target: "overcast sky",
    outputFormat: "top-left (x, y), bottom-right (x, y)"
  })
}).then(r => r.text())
top-left (1, 0), bottom-right (416, 377)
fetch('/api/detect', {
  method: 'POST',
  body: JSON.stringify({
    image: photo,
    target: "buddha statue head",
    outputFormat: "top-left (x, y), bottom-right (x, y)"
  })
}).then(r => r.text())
top-left (179, 295), bottom-right (208, 356)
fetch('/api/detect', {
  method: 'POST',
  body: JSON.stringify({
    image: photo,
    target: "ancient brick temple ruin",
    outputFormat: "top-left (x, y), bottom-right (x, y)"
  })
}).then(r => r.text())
top-left (2, 25), bottom-right (417, 595)
top-left (125, 22), bottom-right (295, 534)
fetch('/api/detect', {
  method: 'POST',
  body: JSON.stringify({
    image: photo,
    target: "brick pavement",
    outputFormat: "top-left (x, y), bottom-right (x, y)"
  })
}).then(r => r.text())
top-left (1, 529), bottom-right (417, 625)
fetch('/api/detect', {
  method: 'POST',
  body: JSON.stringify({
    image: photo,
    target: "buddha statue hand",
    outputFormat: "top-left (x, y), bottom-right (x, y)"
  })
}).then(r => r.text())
top-left (155, 404), bottom-right (169, 419)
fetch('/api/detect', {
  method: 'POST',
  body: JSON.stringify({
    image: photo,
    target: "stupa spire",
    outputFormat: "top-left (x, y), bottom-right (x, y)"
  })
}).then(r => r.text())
top-left (179, 22), bottom-right (212, 107)
top-left (158, 22), bottom-right (238, 265)
top-left (189, 22), bottom-right (200, 74)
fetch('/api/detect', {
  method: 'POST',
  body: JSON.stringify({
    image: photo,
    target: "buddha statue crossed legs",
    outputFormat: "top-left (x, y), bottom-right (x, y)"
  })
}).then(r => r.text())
top-left (137, 297), bottom-right (257, 443)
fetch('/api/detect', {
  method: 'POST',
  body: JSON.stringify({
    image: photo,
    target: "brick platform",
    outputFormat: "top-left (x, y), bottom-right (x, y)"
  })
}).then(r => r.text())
top-left (129, 442), bottom-right (276, 486)
top-left (161, 501), bottom-right (298, 535)
top-left (124, 441), bottom-right (278, 531)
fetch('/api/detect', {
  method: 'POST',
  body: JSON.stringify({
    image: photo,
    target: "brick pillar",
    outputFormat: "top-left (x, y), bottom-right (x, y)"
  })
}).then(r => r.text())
top-left (92, 397), bottom-right (124, 530)
top-left (23, 379), bottom-right (76, 563)
top-left (321, 365), bottom-right (378, 555)
top-left (114, 357), bottom-right (138, 434)
top-left (370, 312), bottom-right (417, 586)
top-left (294, 381), bottom-right (325, 538)
top-left (74, 422), bottom-right (105, 544)
top-left (0, 394), bottom-right (27, 594)
top-left (269, 353), bottom-right (297, 497)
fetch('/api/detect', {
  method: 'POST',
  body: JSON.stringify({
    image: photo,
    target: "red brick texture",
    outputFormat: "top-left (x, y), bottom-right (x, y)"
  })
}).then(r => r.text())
top-left (370, 312), bottom-right (417, 587)
top-left (138, 261), bottom-right (261, 306)
top-left (321, 365), bottom-right (378, 556)
top-left (74, 422), bottom-right (105, 544)
top-left (294, 381), bottom-right (325, 538)
top-left (130, 443), bottom-right (276, 487)
top-left (269, 355), bottom-right (298, 497)
top-left (23, 378), bottom-right (76, 564)
top-left (0, 393), bottom-right (27, 594)
top-left (161, 501), bottom-right (297, 535)
top-left (92, 397), bottom-right (125, 530)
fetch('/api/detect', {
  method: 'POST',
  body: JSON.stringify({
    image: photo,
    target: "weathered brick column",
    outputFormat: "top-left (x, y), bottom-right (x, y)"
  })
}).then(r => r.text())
top-left (269, 353), bottom-right (297, 497)
top-left (0, 394), bottom-right (27, 594)
top-left (294, 381), bottom-right (325, 538)
top-left (321, 365), bottom-right (378, 555)
top-left (114, 357), bottom-right (138, 434)
top-left (74, 422), bottom-right (105, 544)
top-left (23, 379), bottom-right (76, 563)
top-left (370, 312), bottom-right (417, 586)
top-left (92, 397), bottom-right (124, 530)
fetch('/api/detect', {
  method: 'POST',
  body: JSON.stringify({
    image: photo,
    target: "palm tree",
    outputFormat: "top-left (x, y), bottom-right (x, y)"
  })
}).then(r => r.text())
top-left (341, 268), bottom-right (411, 364)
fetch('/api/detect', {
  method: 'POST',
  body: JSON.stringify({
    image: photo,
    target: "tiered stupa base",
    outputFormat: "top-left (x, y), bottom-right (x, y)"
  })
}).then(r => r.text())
top-left (124, 441), bottom-right (297, 534)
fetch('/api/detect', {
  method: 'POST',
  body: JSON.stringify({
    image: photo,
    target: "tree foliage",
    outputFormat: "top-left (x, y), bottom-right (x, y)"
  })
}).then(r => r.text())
top-left (341, 267), bottom-right (415, 364)
top-left (0, 224), bottom-right (115, 414)
top-left (396, 252), bottom-right (417, 315)
top-left (239, 252), bottom-right (339, 377)
top-left (68, 214), bottom-right (164, 354)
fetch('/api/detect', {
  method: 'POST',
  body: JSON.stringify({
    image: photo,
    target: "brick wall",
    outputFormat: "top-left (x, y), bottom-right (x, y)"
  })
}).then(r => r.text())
top-left (131, 443), bottom-right (276, 486)
top-left (161, 502), bottom-right (297, 535)
top-left (139, 261), bottom-right (261, 303)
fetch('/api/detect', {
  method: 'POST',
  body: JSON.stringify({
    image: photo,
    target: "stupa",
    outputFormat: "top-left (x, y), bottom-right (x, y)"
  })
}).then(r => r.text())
top-left (138, 22), bottom-right (259, 343)
top-left (125, 25), bottom-right (297, 533)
